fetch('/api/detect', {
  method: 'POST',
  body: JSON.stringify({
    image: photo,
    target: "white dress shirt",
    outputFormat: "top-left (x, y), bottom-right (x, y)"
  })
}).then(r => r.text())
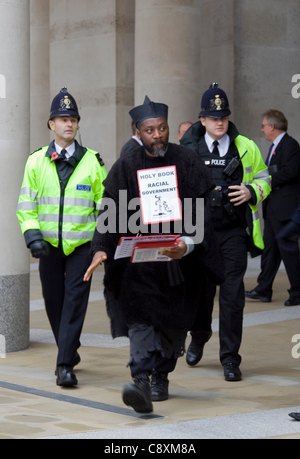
top-left (267, 132), bottom-right (286, 165)
top-left (205, 132), bottom-right (230, 157)
top-left (132, 135), bottom-right (143, 146)
top-left (55, 142), bottom-right (76, 159)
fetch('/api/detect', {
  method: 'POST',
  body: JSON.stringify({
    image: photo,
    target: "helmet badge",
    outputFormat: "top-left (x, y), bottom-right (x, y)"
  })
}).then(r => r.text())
top-left (60, 95), bottom-right (74, 111)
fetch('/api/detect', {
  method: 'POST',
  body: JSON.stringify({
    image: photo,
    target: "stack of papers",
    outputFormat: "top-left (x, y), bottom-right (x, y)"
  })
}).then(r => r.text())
top-left (114, 235), bottom-right (180, 262)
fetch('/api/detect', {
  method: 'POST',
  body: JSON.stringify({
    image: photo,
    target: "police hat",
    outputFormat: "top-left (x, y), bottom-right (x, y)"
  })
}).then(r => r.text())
top-left (129, 95), bottom-right (168, 128)
top-left (47, 87), bottom-right (81, 129)
top-left (199, 83), bottom-right (231, 118)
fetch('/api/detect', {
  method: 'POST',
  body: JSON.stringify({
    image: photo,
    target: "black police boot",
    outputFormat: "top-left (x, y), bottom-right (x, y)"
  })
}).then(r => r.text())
top-left (151, 371), bottom-right (169, 401)
top-left (186, 331), bottom-right (212, 366)
top-left (122, 373), bottom-right (153, 413)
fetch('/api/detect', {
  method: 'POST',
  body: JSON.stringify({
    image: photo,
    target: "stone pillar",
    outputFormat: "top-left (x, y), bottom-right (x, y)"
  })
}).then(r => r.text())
top-left (199, 0), bottom-right (300, 157)
top-left (233, 0), bottom-right (300, 155)
top-left (135, 0), bottom-right (201, 143)
top-left (199, 0), bottom-right (235, 119)
top-left (0, 0), bottom-right (30, 353)
top-left (49, 0), bottom-right (135, 170)
top-left (30, 0), bottom-right (50, 152)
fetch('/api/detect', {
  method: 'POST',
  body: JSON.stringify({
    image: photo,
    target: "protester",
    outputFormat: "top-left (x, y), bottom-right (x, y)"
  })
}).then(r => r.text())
top-left (84, 95), bottom-right (224, 413)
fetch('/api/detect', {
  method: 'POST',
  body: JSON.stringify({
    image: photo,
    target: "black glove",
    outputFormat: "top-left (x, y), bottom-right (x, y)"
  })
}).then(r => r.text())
top-left (29, 240), bottom-right (50, 259)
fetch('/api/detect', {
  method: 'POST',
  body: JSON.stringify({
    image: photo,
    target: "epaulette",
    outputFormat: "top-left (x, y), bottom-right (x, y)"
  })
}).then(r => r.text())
top-left (96, 153), bottom-right (105, 167)
top-left (30, 147), bottom-right (44, 156)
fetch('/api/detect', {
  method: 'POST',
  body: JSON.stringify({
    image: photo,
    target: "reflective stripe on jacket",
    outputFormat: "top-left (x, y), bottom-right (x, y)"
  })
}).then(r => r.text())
top-left (17, 146), bottom-right (107, 256)
top-left (235, 135), bottom-right (271, 252)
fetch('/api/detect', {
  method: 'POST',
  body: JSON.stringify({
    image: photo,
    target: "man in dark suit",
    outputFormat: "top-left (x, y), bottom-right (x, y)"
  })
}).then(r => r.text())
top-left (120, 121), bottom-right (143, 156)
top-left (246, 109), bottom-right (300, 306)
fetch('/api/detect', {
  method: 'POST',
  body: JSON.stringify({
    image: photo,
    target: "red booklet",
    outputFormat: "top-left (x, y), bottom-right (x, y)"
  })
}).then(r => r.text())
top-left (114, 234), bottom-right (180, 260)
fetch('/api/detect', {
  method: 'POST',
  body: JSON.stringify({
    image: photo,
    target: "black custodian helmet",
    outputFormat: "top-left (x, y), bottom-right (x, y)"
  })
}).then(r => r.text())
top-left (199, 82), bottom-right (231, 118)
top-left (47, 87), bottom-right (81, 129)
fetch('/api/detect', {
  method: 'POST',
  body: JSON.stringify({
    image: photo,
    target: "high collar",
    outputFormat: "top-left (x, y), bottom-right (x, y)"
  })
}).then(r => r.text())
top-left (45, 140), bottom-right (86, 166)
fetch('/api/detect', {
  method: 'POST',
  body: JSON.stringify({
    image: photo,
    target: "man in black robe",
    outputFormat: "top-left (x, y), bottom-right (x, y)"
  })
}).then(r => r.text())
top-left (84, 96), bottom-right (224, 414)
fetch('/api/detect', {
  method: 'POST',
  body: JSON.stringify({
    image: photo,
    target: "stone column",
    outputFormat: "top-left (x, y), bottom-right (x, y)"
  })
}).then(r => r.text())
top-left (233, 0), bottom-right (300, 154)
top-left (199, 0), bottom-right (235, 119)
top-left (0, 0), bottom-right (31, 353)
top-left (199, 0), bottom-right (300, 157)
top-left (135, 0), bottom-right (201, 143)
top-left (49, 0), bottom-right (135, 170)
top-left (30, 0), bottom-right (50, 152)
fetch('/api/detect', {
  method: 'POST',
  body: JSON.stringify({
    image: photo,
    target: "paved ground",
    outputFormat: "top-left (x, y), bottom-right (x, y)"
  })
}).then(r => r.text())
top-left (1, 257), bottom-right (300, 440)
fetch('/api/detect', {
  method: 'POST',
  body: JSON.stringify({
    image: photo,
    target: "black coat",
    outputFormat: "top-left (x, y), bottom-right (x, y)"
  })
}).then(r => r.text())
top-left (92, 143), bottom-right (225, 337)
top-left (120, 137), bottom-right (141, 156)
top-left (264, 133), bottom-right (300, 221)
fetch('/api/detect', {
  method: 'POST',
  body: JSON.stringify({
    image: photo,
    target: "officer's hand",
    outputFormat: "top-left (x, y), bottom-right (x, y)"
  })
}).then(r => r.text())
top-left (159, 240), bottom-right (187, 260)
top-left (29, 240), bottom-right (50, 259)
top-left (228, 183), bottom-right (251, 206)
top-left (83, 251), bottom-right (107, 282)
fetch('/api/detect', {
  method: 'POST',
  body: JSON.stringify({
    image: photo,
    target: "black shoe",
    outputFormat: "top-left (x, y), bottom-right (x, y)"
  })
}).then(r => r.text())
top-left (289, 412), bottom-right (300, 421)
top-left (186, 340), bottom-right (205, 366)
top-left (151, 371), bottom-right (169, 401)
top-left (186, 331), bottom-right (212, 366)
top-left (122, 373), bottom-right (153, 413)
top-left (56, 365), bottom-right (78, 387)
top-left (55, 353), bottom-right (81, 375)
top-left (73, 352), bottom-right (81, 367)
top-left (284, 297), bottom-right (300, 306)
top-left (223, 363), bottom-right (242, 382)
top-left (245, 289), bottom-right (271, 303)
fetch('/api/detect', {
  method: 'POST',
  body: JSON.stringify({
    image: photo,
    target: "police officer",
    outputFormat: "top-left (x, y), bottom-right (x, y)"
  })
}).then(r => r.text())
top-left (180, 83), bottom-right (271, 381)
top-left (17, 88), bottom-right (107, 386)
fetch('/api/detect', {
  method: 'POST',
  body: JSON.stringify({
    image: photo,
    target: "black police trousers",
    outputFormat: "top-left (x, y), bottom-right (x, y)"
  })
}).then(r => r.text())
top-left (39, 242), bottom-right (92, 367)
top-left (191, 226), bottom-right (248, 366)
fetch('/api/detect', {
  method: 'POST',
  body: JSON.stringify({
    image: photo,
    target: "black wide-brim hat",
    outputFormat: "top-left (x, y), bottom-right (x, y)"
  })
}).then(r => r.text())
top-left (47, 87), bottom-right (81, 129)
top-left (129, 95), bottom-right (168, 127)
top-left (199, 83), bottom-right (231, 118)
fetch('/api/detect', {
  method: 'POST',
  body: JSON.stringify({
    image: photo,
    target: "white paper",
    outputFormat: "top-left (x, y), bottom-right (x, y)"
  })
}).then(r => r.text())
top-left (131, 247), bottom-right (172, 263)
top-left (137, 166), bottom-right (182, 225)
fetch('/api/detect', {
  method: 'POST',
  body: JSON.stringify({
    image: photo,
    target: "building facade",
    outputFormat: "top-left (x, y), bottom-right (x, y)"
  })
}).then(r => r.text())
top-left (31, 0), bottom-right (300, 168)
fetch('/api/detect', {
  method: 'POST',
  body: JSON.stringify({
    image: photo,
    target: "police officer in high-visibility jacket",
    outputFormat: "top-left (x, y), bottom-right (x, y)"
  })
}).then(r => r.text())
top-left (17, 88), bottom-right (107, 387)
top-left (180, 83), bottom-right (271, 382)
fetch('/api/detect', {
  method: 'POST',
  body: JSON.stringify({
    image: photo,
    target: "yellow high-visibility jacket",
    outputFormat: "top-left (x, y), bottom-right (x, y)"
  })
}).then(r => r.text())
top-left (17, 143), bottom-right (107, 256)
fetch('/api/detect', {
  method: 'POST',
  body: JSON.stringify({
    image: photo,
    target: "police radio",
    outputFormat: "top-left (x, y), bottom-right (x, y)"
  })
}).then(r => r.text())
top-left (223, 151), bottom-right (248, 178)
